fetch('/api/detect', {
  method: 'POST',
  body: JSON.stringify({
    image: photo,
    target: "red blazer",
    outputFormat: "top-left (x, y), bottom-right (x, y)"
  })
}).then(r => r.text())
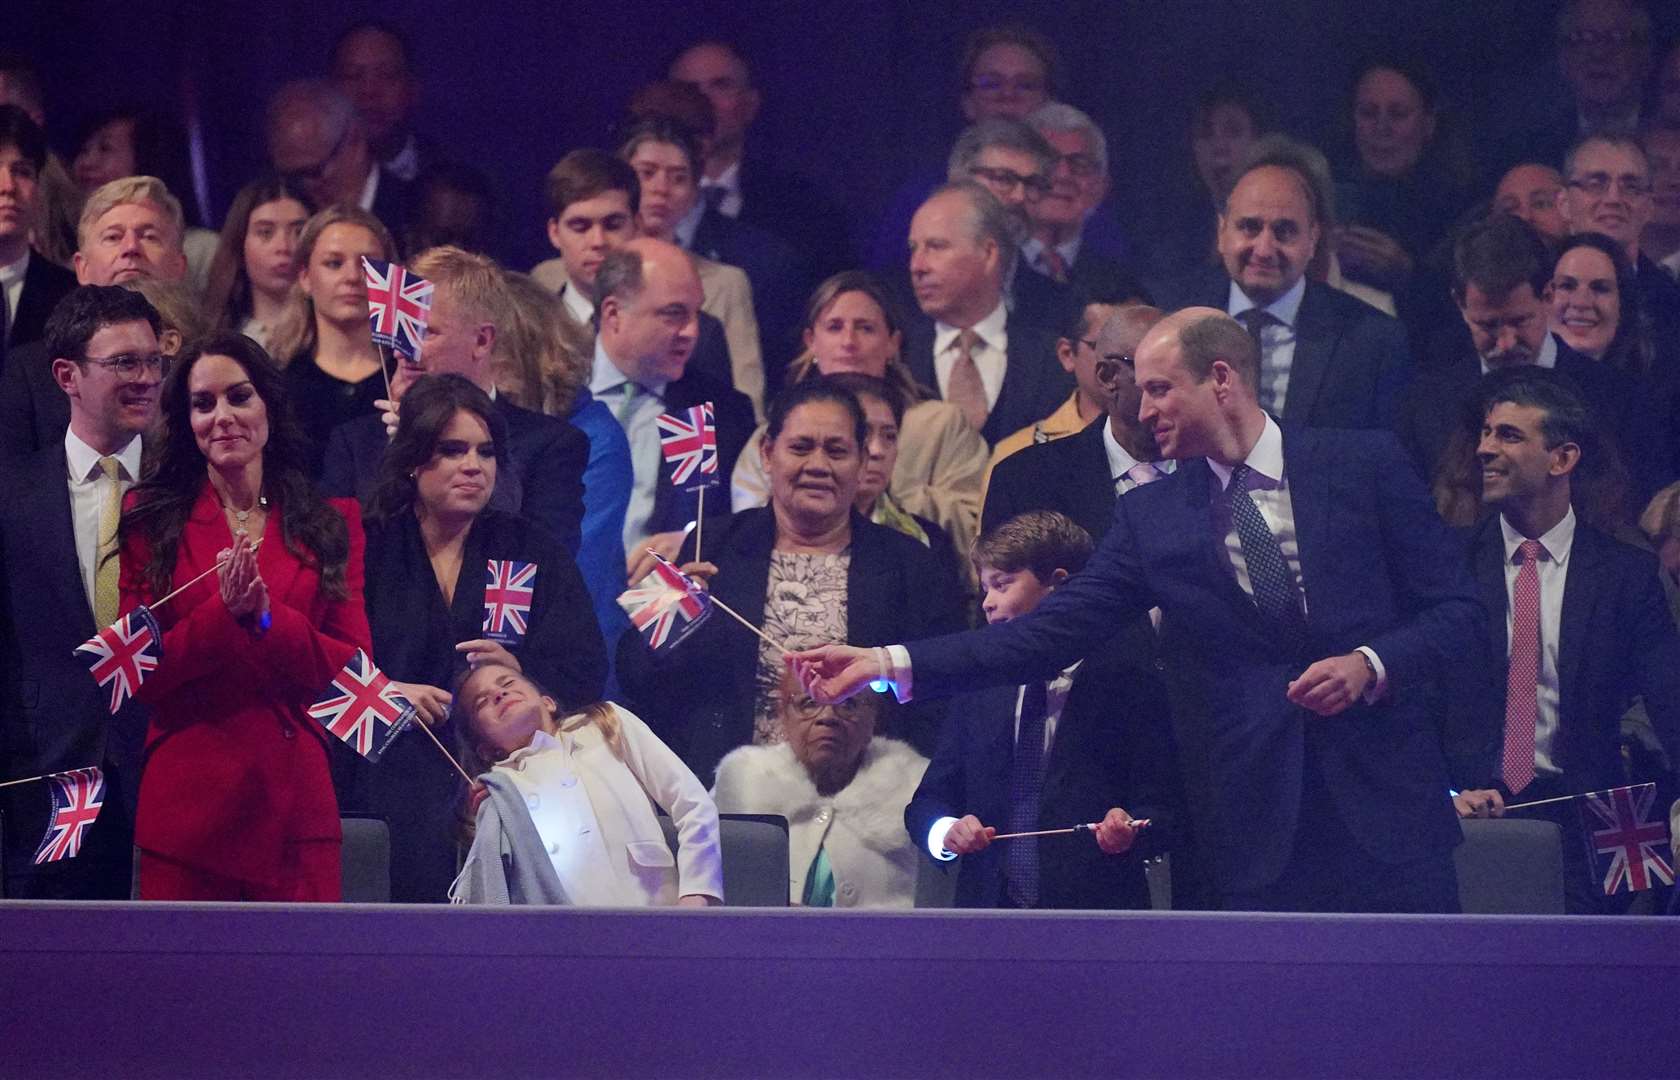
top-left (119, 484), bottom-right (371, 885)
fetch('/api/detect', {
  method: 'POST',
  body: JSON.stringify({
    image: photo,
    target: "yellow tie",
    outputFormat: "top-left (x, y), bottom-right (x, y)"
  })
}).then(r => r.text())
top-left (94, 455), bottom-right (122, 627)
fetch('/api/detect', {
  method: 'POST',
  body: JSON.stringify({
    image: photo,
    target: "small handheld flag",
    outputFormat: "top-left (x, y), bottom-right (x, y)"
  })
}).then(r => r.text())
top-left (1580, 782), bottom-right (1674, 895)
top-left (74, 606), bottom-right (162, 713)
top-left (307, 650), bottom-right (416, 763)
top-left (482, 560), bottom-right (537, 646)
top-left (32, 767), bottom-right (106, 864)
top-left (618, 552), bottom-right (711, 651)
top-left (657, 403), bottom-right (718, 491)
top-left (361, 257), bottom-right (433, 362)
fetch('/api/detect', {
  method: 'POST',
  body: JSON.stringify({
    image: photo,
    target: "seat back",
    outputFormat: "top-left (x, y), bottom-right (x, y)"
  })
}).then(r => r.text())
top-left (1453, 817), bottom-right (1566, 915)
top-left (339, 816), bottom-right (392, 903)
top-left (660, 813), bottom-right (789, 907)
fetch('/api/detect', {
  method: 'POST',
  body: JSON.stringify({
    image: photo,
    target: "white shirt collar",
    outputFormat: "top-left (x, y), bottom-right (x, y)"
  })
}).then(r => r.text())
top-left (560, 279), bottom-right (594, 326)
top-left (1227, 275), bottom-right (1306, 329)
top-left (1207, 413), bottom-right (1284, 491)
top-left (1101, 421), bottom-right (1175, 482)
top-left (357, 165), bottom-right (381, 213)
top-left (1500, 505), bottom-right (1577, 567)
top-left (1020, 234), bottom-right (1083, 270)
top-left (1479, 333), bottom-right (1557, 376)
top-left (934, 299), bottom-right (1008, 356)
top-left (588, 336), bottom-right (665, 398)
top-left (705, 160), bottom-right (741, 197)
top-left (383, 133), bottom-right (420, 182)
top-left (502, 726), bottom-right (563, 769)
top-left (65, 427), bottom-right (143, 484)
top-left (0, 247), bottom-right (27, 283)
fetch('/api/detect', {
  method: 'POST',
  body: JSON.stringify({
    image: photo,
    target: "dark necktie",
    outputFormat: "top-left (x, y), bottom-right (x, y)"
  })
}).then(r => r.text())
top-left (1005, 680), bottom-right (1050, 907)
top-left (1227, 463), bottom-right (1309, 655)
top-left (1236, 307), bottom-right (1274, 351)
top-left (1, 280), bottom-right (9, 347)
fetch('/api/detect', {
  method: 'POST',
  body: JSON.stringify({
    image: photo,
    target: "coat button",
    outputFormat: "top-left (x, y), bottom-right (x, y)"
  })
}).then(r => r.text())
top-left (815, 808), bottom-right (830, 823)
top-left (526, 794), bottom-right (540, 810)
top-left (280, 725), bottom-right (295, 740)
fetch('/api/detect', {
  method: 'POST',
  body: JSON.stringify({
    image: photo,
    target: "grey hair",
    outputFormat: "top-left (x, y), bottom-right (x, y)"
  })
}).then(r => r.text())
top-left (924, 181), bottom-right (1018, 281)
top-left (1225, 133), bottom-right (1334, 226)
top-left (266, 79), bottom-right (357, 148)
top-left (1563, 132), bottom-right (1649, 180)
top-left (594, 246), bottom-right (645, 308)
top-left (946, 117), bottom-right (1055, 181)
top-left (1026, 101), bottom-right (1108, 177)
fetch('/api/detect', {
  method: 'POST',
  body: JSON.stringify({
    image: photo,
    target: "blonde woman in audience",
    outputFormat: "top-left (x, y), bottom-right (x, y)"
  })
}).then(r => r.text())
top-left (731, 271), bottom-right (988, 562)
top-left (201, 176), bottom-right (316, 348)
top-left (125, 277), bottom-right (207, 355)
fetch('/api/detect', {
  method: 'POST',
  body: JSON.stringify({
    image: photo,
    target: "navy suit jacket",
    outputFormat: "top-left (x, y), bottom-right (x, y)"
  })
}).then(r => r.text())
top-left (1011, 252), bottom-right (1150, 334)
top-left (982, 418), bottom-right (1117, 542)
top-left (0, 340), bottom-right (65, 458)
top-left (1447, 515), bottom-right (1680, 795)
top-left (903, 315), bottom-right (1070, 446)
top-left (905, 622), bottom-right (1177, 909)
top-left (1154, 268), bottom-right (1413, 432)
top-left (320, 395), bottom-right (588, 555)
top-left (691, 209), bottom-right (808, 376)
top-left (905, 426), bottom-right (1479, 895)
top-left (6, 253), bottom-right (76, 351)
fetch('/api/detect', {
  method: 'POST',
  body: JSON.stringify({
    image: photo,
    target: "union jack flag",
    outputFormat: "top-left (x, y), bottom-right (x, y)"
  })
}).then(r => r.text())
top-left (32, 767), bottom-right (105, 864)
top-left (657, 402), bottom-right (718, 490)
top-left (617, 551), bottom-right (711, 651)
top-left (361, 256), bottom-right (432, 362)
top-left (483, 560), bottom-right (538, 645)
top-left (74, 606), bottom-right (162, 713)
top-left (307, 649), bottom-right (415, 763)
top-left (1580, 782), bottom-right (1674, 895)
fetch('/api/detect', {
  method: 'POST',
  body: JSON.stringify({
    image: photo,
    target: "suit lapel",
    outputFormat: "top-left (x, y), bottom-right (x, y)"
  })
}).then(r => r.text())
top-left (1181, 456), bottom-right (1265, 633)
top-left (37, 447), bottom-right (99, 633)
top-left (1282, 284), bottom-right (1333, 425)
top-left (905, 321), bottom-right (938, 400)
top-left (1281, 427), bottom-right (1329, 626)
top-left (1556, 526), bottom-right (1602, 720)
top-left (1070, 422), bottom-right (1115, 529)
top-left (1473, 520), bottom-right (1510, 669)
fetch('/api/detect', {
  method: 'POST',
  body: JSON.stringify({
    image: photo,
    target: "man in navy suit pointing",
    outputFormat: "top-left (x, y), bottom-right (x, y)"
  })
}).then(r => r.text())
top-left (796, 307), bottom-right (1486, 913)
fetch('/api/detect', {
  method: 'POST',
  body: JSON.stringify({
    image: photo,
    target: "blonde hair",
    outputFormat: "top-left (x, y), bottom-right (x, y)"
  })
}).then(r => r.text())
top-left (121, 278), bottom-right (209, 351)
top-left (266, 203), bottom-right (395, 365)
top-left (452, 665), bottom-right (626, 778)
top-left (76, 175), bottom-right (184, 252)
top-left (1640, 481), bottom-right (1680, 545)
top-left (496, 271), bottom-right (592, 416)
top-left (786, 275), bottom-right (931, 404)
top-left (409, 244), bottom-right (508, 330)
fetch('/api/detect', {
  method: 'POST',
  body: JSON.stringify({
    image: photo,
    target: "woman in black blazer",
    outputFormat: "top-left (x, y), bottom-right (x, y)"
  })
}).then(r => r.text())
top-left (356, 374), bottom-right (605, 902)
top-left (619, 378), bottom-right (965, 784)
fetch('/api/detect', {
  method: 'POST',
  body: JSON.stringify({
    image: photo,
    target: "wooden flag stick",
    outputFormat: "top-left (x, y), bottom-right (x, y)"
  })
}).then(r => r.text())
top-left (152, 537), bottom-right (264, 609)
top-left (1503, 785), bottom-right (1644, 813)
top-left (709, 595), bottom-right (791, 656)
top-left (990, 819), bottom-right (1151, 841)
top-left (694, 487), bottom-right (705, 566)
top-left (407, 713), bottom-right (474, 787)
top-left (0, 772), bottom-right (52, 791)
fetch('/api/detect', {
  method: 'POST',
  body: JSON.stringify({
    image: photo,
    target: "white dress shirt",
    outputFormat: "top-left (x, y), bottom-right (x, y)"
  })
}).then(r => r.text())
top-left (1660, 249), bottom-right (1680, 282)
top-left (1500, 508), bottom-right (1574, 777)
top-left (1227, 276), bottom-right (1305, 418)
top-left (933, 301), bottom-right (1009, 411)
top-left (1, 248), bottom-right (28, 335)
top-left (673, 199), bottom-right (705, 251)
top-left (383, 133), bottom-right (420, 182)
top-left (701, 160), bottom-right (743, 219)
top-left (1479, 332), bottom-right (1557, 376)
top-left (928, 661), bottom-right (1083, 860)
top-left (1020, 235), bottom-right (1083, 279)
top-left (589, 338), bottom-right (668, 548)
top-left (560, 280), bottom-right (595, 328)
top-left (356, 165), bottom-right (380, 214)
top-left (1103, 423), bottom-right (1176, 494)
top-left (65, 428), bottom-right (143, 615)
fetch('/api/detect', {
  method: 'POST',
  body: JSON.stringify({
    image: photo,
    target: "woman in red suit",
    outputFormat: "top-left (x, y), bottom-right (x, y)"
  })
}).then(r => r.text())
top-left (119, 331), bottom-right (370, 901)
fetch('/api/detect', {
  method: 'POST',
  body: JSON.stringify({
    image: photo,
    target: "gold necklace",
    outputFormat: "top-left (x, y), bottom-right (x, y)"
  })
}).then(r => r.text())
top-left (224, 494), bottom-right (268, 535)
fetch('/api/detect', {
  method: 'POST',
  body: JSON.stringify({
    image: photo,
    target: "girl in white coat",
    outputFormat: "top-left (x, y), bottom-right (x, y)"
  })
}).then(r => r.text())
top-left (450, 663), bottom-right (723, 907)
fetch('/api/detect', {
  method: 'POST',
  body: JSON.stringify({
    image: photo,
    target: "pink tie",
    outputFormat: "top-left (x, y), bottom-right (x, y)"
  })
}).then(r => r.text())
top-left (1041, 247), bottom-right (1069, 284)
top-left (1125, 463), bottom-right (1162, 489)
top-left (1501, 539), bottom-right (1544, 794)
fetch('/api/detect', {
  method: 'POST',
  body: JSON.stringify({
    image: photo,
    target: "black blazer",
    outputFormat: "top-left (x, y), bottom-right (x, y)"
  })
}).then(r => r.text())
top-left (903, 314), bottom-right (1070, 446)
top-left (0, 340), bottom-right (65, 458)
top-left (0, 443), bottom-right (146, 885)
top-left (982, 418), bottom-right (1118, 542)
top-left (370, 168), bottom-right (416, 253)
top-left (355, 508), bottom-right (606, 901)
top-left (643, 366), bottom-right (755, 538)
top-left (905, 626), bottom-right (1177, 909)
top-left (6, 253), bottom-right (76, 351)
top-left (732, 154), bottom-right (853, 278)
top-left (1154, 268), bottom-right (1414, 432)
top-left (1011, 252), bottom-right (1149, 333)
top-left (321, 396), bottom-right (589, 556)
top-left (1447, 515), bottom-right (1680, 795)
top-left (617, 507), bottom-right (966, 783)
top-left (905, 427), bottom-right (1480, 896)
top-left (691, 208), bottom-right (809, 372)
top-left (1399, 338), bottom-right (1670, 507)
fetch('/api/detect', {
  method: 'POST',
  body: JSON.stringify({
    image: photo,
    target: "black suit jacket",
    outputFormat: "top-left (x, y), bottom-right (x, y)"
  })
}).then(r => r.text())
top-left (320, 395), bottom-right (588, 556)
top-left (1447, 515), bottom-right (1680, 795)
top-left (617, 508), bottom-right (966, 783)
top-left (905, 627), bottom-right (1177, 909)
top-left (1154, 268), bottom-right (1414, 431)
top-left (690, 209), bottom-right (808, 378)
top-left (732, 154), bottom-right (853, 279)
top-left (370, 168), bottom-right (416, 254)
top-left (0, 444), bottom-right (146, 890)
top-left (6, 253), bottom-right (76, 351)
top-left (905, 427), bottom-right (1480, 896)
top-left (903, 315), bottom-right (1070, 447)
top-left (1399, 338), bottom-right (1669, 507)
top-left (643, 366), bottom-right (755, 539)
top-left (0, 340), bottom-right (66, 458)
top-left (982, 418), bottom-right (1117, 542)
top-left (1011, 251), bottom-right (1149, 334)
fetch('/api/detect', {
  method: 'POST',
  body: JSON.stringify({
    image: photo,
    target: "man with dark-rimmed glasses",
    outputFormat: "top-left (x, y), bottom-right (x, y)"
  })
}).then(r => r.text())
top-left (266, 79), bottom-right (411, 241)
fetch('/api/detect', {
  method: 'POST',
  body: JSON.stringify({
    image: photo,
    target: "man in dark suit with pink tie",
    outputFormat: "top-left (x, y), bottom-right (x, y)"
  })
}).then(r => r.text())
top-left (797, 307), bottom-right (1484, 913)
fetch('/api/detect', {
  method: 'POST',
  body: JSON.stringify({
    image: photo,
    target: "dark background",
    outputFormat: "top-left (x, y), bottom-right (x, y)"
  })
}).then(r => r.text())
top-left (13, 0), bottom-right (1680, 270)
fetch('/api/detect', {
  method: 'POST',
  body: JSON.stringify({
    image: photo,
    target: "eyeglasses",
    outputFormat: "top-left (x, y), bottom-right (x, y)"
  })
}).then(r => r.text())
top-left (786, 695), bottom-right (872, 723)
top-left (968, 165), bottom-right (1051, 197)
top-left (1567, 173), bottom-right (1652, 198)
top-left (80, 352), bottom-right (171, 380)
top-left (1559, 29), bottom-right (1643, 49)
top-left (1049, 152), bottom-right (1103, 179)
top-left (283, 123), bottom-right (352, 184)
top-left (968, 73), bottom-right (1045, 96)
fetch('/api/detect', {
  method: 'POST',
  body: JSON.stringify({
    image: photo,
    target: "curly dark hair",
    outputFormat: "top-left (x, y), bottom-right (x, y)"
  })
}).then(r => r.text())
top-left (119, 332), bottom-right (350, 599)
top-left (362, 373), bottom-right (508, 526)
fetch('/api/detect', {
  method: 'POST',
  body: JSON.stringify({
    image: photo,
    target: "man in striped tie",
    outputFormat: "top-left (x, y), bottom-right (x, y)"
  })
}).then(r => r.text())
top-left (1450, 366), bottom-right (1680, 913)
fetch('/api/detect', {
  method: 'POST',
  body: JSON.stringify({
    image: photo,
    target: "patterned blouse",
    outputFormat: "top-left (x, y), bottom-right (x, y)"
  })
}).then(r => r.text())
top-left (753, 548), bottom-right (851, 745)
